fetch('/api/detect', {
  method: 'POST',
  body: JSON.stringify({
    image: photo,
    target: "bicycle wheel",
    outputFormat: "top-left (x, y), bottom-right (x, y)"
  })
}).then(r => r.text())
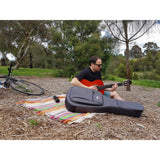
top-left (0, 76), bottom-right (10, 88)
top-left (10, 78), bottom-right (44, 96)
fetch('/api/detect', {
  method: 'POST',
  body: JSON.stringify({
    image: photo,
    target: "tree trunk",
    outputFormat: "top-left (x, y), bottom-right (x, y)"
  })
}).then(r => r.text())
top-left (1, 58), bottom-right (7, 66)
top-left (14, 44), bottom-right (30, 69)
top-left (14, 22), bottom-right (43, 69)
top-left (123, 21), bottom-right (131, 91)
top-left (29, 52), bottom-right (33, 68)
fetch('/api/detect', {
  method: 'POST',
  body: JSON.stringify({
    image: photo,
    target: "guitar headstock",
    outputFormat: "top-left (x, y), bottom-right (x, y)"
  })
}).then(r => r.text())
top-left (122, 80), bottom-right (132, 86)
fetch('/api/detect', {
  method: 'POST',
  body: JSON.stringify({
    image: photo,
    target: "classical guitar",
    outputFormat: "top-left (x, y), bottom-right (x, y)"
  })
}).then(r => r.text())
top-left (80, 79), bottom-right (132, 94)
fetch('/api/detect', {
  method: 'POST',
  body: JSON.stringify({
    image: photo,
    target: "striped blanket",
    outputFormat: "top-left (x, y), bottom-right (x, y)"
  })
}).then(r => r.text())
top-left (16, 95), bottom-right (96, 124)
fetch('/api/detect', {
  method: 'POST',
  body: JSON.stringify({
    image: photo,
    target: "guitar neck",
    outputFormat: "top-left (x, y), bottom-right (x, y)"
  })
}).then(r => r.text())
top-left (97, 82), bottom-right (123, 91)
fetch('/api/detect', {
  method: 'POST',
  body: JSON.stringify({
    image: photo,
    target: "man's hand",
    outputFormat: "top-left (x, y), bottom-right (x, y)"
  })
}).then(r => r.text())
top-left (88, 85), bottom-right (98, 91)
top-left (111, 83), bottom-right (118, 91)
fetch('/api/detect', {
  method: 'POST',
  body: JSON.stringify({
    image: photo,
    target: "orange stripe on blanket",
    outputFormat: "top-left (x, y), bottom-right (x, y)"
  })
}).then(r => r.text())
top-left (16, 96), bottom-right (66, 104)
top-left (62, 113), bottom-right (90, 123)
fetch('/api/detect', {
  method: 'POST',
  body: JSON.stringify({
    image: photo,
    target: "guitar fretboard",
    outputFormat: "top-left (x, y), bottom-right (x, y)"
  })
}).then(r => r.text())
top-left (97, 82), bottom-right (123, 91)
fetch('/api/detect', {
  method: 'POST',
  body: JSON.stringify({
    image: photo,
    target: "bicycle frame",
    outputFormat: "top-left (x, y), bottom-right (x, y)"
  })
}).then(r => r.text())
top-left (0, 63), bottom-right (13, 88)
top-left (0, 63), bottom-right (45, 95)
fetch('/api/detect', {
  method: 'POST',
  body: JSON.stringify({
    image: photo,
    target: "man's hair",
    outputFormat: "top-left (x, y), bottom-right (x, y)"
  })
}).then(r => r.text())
top-left (89, 56), bottom-right (101, 66)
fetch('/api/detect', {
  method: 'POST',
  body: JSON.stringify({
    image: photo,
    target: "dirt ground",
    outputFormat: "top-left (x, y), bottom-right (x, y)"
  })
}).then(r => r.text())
top-left (0, 76), bottom-right (160, 140)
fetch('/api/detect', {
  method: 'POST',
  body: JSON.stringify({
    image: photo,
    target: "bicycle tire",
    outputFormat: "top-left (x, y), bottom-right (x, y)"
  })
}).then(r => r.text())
top-left (0, 75), bottom-right (10, 88)
top-left (0, 75), bottom-right (7, 78)
top-left (10, 78), bottom-right (44, 96)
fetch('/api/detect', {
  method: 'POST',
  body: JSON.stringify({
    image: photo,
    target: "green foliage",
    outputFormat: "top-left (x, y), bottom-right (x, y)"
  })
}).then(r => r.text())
top-left (115, 63), bottom-right (126, 78)
top-left (132, 79), bottom-right (160, 88)
top-left (0, 66), bottom-right (8, 75)
top-left (143, 42), bottom-right (159, 55)
top-left (106, 54), bottom-right (125, 75)
top-left (129, 49), bottom-right (160, 81)
top-left (49, 20), bottom-right (115, 76)
top-left (105, 74), bottom-right (160, 88)
top-left (1, 65), bottom-right (160, 88)
top-left (1, 21), bottom-right (160, 82)
top-left (96, 123), bottom-right (104, 130)
top-left (73, 34), bottom-right (110, 72)
top-left (155, 52), bottom-right (160, 74)
top-left (157, 102), bottom-right (160, 107)
top-left (132, 58), bottom-right (147, 71)
top-left (0, 20), bottom-right (52, 67)
top-left (129, 45), bottom-right (144, 58)
top-left (63, 64), bottom-right (76, 77)
top-left (53, 69), bottom-right (65, 77)
top-left (29, 119), bottom-right (39, 126)
top-left (0, 66), bottom-right (64, 77)
top-left (107, 51), bottom-right (160, 82)
top-left (132, 72), bottom-right (139, 80)
top-left (106, 55), bottom-right (134, 79)
top-left (145, 52), bottom-right (156, 69)
top-left (141, 72), bottom-right (160, 81)
top-left (21, 43), bottom-right (52, 69)
top-left (103, 74), bottom-right (124, 82)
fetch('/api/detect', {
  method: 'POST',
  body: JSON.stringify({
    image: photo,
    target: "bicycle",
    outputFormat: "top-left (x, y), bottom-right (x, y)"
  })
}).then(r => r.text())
top-left (0, 63), bottom-right (45, 96)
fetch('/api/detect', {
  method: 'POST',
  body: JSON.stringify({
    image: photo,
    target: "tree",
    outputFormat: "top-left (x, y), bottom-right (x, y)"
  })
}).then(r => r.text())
top-left (13, 20), bottom-right (52, 69)
top-left (49, 20), bottom-right (115, 76)
top-left (103, 20), bottom-right (157, 91)
top-left (20, 42), bottom-right (50, 68)
top-left (155, 52), bottom-right (160, 74)
top-left (0, 20), bottom-right (52, 68)
top-left (144, 42), bottom-right (159, 69)
top-left (0, 21), bottom-right (18, 65)
top-left (143, 42), bottom-right (159, 55)
top-left (129, 45), bottom-right (144, 58)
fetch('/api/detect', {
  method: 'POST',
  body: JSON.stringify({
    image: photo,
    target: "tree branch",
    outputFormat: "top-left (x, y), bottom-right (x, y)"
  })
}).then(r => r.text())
top-left (129, 21), bottom-right (157, 42)
top-left (128, 21), bottom-right (147, 41)
top-left (105, 21), bottom-right (126, 42)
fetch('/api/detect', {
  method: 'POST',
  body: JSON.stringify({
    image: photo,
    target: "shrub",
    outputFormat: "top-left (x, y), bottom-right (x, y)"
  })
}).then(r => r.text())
top-left (53, 69), bottom-right (65, 77)
top-left (142, 72), bottom-right (160, 81)
top-left (132, 72), bottom-right (139, 80)
top-left (155, 59), bottom-right (160, 74)
top-left (115, 63), bottom-right (126, 78)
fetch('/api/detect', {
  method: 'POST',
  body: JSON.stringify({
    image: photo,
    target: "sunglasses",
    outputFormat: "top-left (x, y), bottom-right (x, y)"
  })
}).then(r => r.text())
top-left (94, 63), bottom-right (102, 67)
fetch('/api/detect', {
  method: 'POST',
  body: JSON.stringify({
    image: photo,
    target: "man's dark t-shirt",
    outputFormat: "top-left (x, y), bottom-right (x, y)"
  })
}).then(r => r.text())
top-left (76, 67), bottom-right (102, 82)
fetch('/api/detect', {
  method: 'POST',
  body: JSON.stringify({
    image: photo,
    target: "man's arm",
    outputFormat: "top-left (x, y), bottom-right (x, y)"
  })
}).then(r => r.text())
top-left (71, 77), bottom-right (98, 90)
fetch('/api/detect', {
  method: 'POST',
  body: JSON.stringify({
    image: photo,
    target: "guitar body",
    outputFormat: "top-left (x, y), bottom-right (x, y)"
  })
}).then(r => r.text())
top-left (80, 79), bottom-right (131, 95)
top-left (80, 79), bottom-right (105, 94)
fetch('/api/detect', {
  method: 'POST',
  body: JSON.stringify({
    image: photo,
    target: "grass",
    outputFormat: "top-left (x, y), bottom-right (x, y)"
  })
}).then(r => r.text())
top-left (29, 119), bottom-right (39, 126)
top-left (157, 102), bottom-right (160, 107)
top-left (106, 74), bottom-right (160, 88)
top-left (96, 123), bottom-right (104, 130)
top-left (0, 66), bottom-right (160, 88)
top-left (132, 79), bottom-right (160, 88)
top-left (0, 66), bottom-right (61, 77)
